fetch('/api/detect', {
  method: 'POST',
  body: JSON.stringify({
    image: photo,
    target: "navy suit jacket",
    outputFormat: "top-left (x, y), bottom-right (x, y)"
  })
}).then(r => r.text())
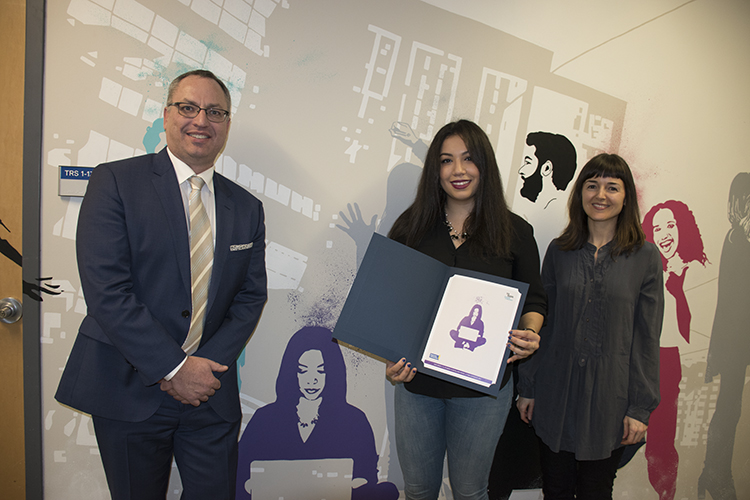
top-left (56, 148), bottom-right (267, 423)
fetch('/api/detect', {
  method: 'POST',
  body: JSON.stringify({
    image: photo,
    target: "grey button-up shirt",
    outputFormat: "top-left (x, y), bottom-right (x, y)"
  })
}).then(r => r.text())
top-left (519, 240), bottom-right (664, 460)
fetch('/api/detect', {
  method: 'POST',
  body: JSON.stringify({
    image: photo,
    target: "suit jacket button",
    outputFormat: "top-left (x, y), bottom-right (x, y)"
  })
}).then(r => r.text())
top-left (181, 310), bottom-right (190, 318)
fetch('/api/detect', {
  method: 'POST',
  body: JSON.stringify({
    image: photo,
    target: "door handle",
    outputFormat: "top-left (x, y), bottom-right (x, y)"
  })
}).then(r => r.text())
top-left (0, 297), bottom-right (22, 324)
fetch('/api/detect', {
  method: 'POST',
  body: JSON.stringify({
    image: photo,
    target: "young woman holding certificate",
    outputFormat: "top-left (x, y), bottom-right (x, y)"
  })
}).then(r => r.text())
top-left (517, 154), bottom-right (664, 500)
top-left (385, 120), bottom-right (546, 500)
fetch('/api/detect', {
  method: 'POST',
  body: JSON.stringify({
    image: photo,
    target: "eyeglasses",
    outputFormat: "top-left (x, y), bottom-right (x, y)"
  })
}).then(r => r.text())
top-left (167, 102), bottom-right (230, 123)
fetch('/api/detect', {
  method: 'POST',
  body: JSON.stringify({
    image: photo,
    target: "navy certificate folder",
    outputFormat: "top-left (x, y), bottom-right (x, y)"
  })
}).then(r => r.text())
top-left (332, 233), bottom-right (528, 396)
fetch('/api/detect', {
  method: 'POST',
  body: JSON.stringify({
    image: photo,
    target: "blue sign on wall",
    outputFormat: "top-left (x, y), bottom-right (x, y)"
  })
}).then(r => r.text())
top-left (59, 166), bottom-right (94, 197)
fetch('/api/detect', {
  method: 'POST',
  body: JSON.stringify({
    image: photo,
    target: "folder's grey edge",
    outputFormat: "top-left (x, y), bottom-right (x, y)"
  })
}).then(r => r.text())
top-left (333, 233), bottom-right (446, 362)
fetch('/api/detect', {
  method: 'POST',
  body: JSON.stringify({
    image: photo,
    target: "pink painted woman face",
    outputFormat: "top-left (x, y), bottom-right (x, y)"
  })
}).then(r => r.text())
top-left (652, 208), bottom-right (679, 261)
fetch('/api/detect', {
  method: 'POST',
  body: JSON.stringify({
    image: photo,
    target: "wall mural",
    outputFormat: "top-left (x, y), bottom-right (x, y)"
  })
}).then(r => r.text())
top-left (39, 0), bottom-right (748, 499)
top-left (236, 326), bottom-right (398, 499)
top-left (0, 219), bottom-right (61, 302)
top-left (642, 200), bottom-right (710, 500)
top-left (698, 173), bottom-right (750, 500)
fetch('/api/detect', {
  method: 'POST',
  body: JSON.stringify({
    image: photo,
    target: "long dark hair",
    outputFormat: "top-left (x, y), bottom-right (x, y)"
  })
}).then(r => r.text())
top-left (556, 153), bottom-right (645, 257)
top-left (388, 120), bottom-right (514, 257)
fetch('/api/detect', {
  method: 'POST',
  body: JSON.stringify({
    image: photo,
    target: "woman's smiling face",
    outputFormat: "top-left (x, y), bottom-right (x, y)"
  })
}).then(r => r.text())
top-left (297, 349), bottom-right (326, 401)
top-left (439, 135), bottom-right (481, 207)
top-left (581, 176), bottom-right (626, 225)
top-left (652, 208), bottom-right (679, 261)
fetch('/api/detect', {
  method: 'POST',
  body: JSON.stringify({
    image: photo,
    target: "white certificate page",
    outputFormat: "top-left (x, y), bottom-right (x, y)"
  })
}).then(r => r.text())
top-left (421, 275), bottom-right (523, 387)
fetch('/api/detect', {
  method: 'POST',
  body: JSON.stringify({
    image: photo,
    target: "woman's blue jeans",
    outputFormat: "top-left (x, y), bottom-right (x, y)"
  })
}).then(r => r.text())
top-left (394, 382), bottom-right (512, 500)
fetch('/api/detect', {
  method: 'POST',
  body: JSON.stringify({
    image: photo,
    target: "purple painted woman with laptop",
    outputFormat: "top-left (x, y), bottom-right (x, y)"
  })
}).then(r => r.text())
top-left (449, 304), bottom-right (487, 351)
top-left (236, 326), bottom-right (398, 500)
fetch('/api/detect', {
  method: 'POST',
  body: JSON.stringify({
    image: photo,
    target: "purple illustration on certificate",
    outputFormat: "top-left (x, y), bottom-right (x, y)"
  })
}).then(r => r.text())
top-left (421, 275), bottom-right (523, 387)
top-left (449, 304), bottom-right (486, 351)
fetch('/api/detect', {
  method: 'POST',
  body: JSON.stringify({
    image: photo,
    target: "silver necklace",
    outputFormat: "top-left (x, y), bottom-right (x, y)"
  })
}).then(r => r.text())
top-left (444, 212), bottom-right (468, 241)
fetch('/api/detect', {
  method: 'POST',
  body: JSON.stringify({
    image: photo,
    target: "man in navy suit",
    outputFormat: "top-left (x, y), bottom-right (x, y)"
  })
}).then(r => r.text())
top-left (56, 69), bottom-right (267, 499)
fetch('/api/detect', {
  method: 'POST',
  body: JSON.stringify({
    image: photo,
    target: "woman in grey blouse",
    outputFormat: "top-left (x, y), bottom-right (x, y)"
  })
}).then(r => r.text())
top-left (517, 153), bottom-right (664, 499)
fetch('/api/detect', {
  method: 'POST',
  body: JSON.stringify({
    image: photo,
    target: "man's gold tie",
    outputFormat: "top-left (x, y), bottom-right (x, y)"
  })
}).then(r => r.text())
top-left (182, 176), bottom-right (213, 354)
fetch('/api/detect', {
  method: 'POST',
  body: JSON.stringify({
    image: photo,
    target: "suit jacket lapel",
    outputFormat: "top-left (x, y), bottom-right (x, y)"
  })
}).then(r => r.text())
top-left (210, 174), bottom-right (235, 309)
top-left (151, 149), bottom-right (191, 296)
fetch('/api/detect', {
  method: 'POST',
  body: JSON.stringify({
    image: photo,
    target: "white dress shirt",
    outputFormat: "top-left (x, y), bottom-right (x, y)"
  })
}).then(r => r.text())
top-left (164, 148), bottom-right (217, 380)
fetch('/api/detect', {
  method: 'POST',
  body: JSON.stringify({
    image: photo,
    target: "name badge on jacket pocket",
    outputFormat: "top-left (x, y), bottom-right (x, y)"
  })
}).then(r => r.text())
top-left (230, 243), bottom-right (253, 251)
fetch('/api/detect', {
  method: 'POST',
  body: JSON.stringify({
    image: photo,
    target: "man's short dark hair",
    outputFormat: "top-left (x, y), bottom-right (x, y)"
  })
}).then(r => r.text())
top-left (167, 69), bottom-right (232, 110)
top-left (526, 132), bottom-right (577, 191)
